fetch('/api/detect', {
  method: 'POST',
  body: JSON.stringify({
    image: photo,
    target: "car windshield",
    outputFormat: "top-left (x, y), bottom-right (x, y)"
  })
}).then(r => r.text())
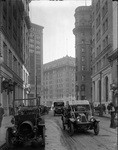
top-left (18, 107), bottom-right (40, 115)
top-left (54, 102), bottom-right (64, 107)
top-left (71, 105), bottom-right (90, 112)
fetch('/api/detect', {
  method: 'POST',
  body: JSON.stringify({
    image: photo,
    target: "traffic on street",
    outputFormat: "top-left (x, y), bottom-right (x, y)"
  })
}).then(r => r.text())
top-left (0, 0), bottom-right (118, 150)
top-left (0, 108), bottom-right (117, 150)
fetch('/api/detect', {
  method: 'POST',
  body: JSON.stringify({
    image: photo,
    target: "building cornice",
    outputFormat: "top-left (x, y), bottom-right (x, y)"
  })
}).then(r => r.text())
top-left (24, 11), bottom-right (31, 29)
top-left (73, 25), bottom-right (91, 35)
top-left (108, 48), bottom-right (118, 62)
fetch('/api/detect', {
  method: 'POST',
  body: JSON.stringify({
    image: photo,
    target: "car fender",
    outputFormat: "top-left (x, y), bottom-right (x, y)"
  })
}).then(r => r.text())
top-left (69, 118), bottom-right (75, 122)
top-left (94, 118), bottom-right (100, 122)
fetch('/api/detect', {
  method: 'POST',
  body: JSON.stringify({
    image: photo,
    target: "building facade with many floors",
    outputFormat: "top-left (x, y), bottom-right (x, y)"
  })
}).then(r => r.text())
top-left (29, 23), bottom-right (44, 105)
top-left (43, 56), bottom-right (75, 107)
top-left (0, 0), bottom-right (31, 115)
top-left (73, 6), bottom-right (92, 102)
top-left (108, 0), bottom-right (118, 107)
top-left (91, 0), bottom-right (113, 107)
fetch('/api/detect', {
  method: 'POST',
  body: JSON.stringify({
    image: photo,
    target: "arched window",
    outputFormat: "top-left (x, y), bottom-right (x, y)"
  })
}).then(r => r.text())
top-left (81, 84), bottom-right (85, 91)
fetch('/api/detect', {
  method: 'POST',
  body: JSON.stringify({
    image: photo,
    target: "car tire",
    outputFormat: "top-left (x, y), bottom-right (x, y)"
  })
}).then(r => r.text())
top-left (6, 128), bottom-right (14, 148)
top-left (68, 122), bottom-right (74, 136)
top-left (94, 122), bottom-right (99, 135)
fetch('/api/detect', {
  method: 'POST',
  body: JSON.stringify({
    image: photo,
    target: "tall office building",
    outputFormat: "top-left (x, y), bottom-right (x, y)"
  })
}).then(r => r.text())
top-left (73, 6), bottom-right (92, 101)
top-left (0, 0), bottom-right (31, 115)
top-left (108, 0), bottom-right (118, 106)
top-left (29, 23), bottom-right (44, 104)
top-left (43, 56), bottom-right (75, 107)
top-left (91, 0), bottom-right (113, 106)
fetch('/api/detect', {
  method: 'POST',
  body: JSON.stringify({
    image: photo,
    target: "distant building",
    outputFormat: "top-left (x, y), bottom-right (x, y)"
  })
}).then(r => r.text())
top-left (73, 6), bottom-right (92, 102)
top-left (91, 0), bottom-right (113, 106)
top-left (29, 23), bottom-right (44, 105)
top-left (43, 56), bottom-right (75, 106)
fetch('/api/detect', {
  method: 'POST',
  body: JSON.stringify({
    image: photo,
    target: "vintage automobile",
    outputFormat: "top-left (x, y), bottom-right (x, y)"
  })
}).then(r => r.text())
top-left (53, 101), bottom-right (64, 116)
top-left (6, 100), bottom-right (45, 148)
top-left (61, 100), bottom-right (100, 136)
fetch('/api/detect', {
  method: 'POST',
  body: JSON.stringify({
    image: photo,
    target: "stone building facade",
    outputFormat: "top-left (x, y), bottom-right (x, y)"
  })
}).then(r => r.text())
top-left (0, 0), bottom-right (31, 115)
top-left (29, 23), bottom-right (44, 105)
top-left (108, 1), bottom-right (118, 107)
top-left (73, 6), bottom-right (92, 101)
top-left (43, 56), bottom-right (75, 106)
top-left (91, 0), bottom-right (113, 107)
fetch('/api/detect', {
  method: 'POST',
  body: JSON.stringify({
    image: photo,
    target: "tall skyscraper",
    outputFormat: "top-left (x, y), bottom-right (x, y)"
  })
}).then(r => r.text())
top-left (29, 23), bottom-right (44, 104)
top-left (91, 0), bottom-right (113, 106)
top-left (0, 0), bottom-right (31, 114)
top-left (73, 6), bottom-right (92, 101)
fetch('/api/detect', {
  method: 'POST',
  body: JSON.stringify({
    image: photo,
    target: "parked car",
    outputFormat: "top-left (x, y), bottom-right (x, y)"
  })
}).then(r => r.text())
top-left (61, 100), bottom-right (100, 136)
top-left (53, 101), bottom-right (64, 116)
top-left (6, 99), bottom-right (45, 148)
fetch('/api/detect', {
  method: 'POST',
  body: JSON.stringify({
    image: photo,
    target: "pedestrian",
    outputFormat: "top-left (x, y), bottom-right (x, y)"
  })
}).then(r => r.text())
top-left (109, 102), bottom-right (116, 128)
top-left (0, 103), bottom-right (4, 127)
top-left (103, 104), bottom-right (106, 114)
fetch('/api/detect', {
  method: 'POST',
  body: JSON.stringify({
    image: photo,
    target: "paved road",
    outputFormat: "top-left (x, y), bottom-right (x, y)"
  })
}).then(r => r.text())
top-left (2, 111), bottom-right (117, 150)
top-left (47, 110), bottom-right (117, 150)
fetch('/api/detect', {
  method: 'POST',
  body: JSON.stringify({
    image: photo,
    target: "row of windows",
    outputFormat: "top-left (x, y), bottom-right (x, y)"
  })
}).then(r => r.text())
top-left (96, 0), bottom-right (100, 15)
top-left (93, 16), bottom-right (108, 37)
top-left (102, 1), bottom-right (108, 19)
top-left (44, 72), bottom-right (75, 80)
top-left (102, 18), bottom-right (108, 34)
top-left (96, 13), bottom-right (101, 29)
top-left (92, 34), bottom-right (109, 58)
top-left (92, 0), bottom-right (108, 29)
top-left (2, 2), bottom-right (23, 53)
top-left (3, 42), bottom-right (28, 83)
top-left (96, 44), bottom-right (101, 56)
top-left (96, 29), bottom-right (101, 42)
top-left (92, 53), bottom-right (109, 74)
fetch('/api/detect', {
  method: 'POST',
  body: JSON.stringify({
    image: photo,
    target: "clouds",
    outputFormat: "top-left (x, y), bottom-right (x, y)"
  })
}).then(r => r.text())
top-left (29, 0), bottom-right (91, 63)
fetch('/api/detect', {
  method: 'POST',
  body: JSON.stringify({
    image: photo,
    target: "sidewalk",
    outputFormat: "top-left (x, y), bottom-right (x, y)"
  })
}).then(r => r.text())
top-left (0, 115), bottom-right (13, 147)
top-left (94, 112), bottom-right (110, 118)
top-left (0, 116), bottom-right (67, 150)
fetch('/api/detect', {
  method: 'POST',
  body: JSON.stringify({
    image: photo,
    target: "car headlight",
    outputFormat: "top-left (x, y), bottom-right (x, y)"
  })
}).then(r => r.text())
top-left (12, 127), bottom-right (17, 134)
top-left (33, 126), bottom-right (38, 133)
top-left (77, 116), bottom-right (81, 122)
top-left (90, 117), bottom-right (95, 122)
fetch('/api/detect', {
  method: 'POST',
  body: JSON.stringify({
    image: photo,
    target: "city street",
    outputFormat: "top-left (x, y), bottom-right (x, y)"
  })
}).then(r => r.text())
top-left (47, 111), bottom-right (117, 150)
top-left (0, 110), bottom-right (117, 150)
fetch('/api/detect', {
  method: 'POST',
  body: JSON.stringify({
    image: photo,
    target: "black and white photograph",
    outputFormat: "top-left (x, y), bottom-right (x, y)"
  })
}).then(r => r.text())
top-left (0, 0), bottom-right (118, 150)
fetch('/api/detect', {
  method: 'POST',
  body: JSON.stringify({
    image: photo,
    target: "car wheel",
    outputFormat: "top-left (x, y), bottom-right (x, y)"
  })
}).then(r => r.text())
top-left (94, 122), bottom-right (99, 135)
top-left (68, 122), bottom-right (74, 136)
top-left (41, 126), bottom-right (45, 147)
top-left (6, 128), bottom-right (14, 148)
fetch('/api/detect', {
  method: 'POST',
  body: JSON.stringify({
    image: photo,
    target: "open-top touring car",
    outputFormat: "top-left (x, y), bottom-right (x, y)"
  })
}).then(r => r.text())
top-left (6, 98), bottom-right (45, 148)
top-left (61, 100), bottom-right (100, 136)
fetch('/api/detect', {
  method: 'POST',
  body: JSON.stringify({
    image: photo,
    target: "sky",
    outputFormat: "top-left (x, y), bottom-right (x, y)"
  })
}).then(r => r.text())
top-left (29, 0), bottom-right (91, 64)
